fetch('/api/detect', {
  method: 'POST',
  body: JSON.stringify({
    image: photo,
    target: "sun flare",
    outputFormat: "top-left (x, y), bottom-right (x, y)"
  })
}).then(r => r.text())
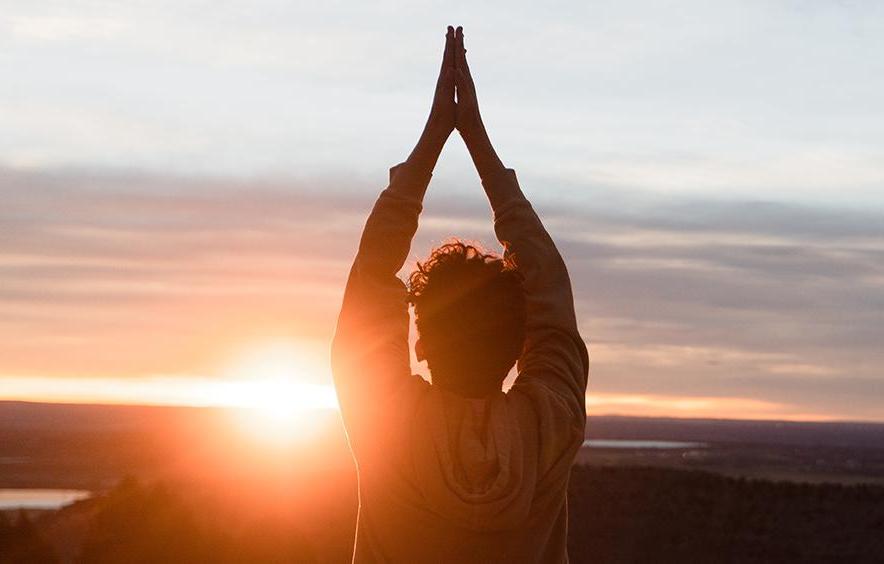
top-left (213, 340), bottom-right (339, 443)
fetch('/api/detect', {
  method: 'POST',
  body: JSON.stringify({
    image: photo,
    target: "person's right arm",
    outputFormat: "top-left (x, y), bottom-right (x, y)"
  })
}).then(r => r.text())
top-left (454, 27), bottom-right (589, 432)
top-left (331, 27), bottom-right (457, 457)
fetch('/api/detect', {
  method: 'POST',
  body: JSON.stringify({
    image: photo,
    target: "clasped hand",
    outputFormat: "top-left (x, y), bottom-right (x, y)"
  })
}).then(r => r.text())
top-left (426, 26), bottom-right (483, 142)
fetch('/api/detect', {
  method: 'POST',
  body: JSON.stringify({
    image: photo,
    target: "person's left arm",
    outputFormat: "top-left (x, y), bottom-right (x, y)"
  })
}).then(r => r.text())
top-left (331, 27), bottom-right (456, 456)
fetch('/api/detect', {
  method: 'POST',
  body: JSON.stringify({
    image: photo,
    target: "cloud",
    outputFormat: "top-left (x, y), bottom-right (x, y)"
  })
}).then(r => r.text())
top-left (1, 165), bottom-right (882, 420)
top-left (1, 0), bottom-right (883, 205)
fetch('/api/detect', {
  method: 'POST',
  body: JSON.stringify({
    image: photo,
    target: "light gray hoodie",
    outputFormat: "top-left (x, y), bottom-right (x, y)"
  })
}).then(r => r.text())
top-left (332, 163), bottom-right (589, 563)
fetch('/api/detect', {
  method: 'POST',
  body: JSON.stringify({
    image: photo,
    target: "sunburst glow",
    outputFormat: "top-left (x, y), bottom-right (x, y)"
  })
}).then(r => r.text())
top-left (214, 340), bottom-right (339, 444)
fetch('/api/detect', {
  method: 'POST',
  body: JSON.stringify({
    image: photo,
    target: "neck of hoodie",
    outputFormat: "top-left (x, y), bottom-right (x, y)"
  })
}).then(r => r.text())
top-left (430, 369), bottom-right (505, 399)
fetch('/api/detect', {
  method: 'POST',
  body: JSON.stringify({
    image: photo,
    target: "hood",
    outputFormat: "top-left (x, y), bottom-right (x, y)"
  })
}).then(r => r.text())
top-left (411, 389), bottom-right (537, 531)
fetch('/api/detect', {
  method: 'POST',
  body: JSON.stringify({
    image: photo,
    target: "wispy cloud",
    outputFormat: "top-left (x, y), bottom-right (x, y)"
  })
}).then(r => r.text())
top-left (1, 166), bottom-right (881, 420)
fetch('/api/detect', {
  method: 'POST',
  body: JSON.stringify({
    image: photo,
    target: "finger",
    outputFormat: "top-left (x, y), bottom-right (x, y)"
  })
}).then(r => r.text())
top-left (455, 26), bottom-right (475, 86)
top-left (436, 27), bottom-right (455, 91)
top-left (442, 26), bottom-right (455, 71)
top-left (455, 26), bottom-right (464, 70)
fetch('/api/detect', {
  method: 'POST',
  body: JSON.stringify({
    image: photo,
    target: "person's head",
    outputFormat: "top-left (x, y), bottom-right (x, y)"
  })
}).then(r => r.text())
top-left (408, 240), bottom-right (526, 398)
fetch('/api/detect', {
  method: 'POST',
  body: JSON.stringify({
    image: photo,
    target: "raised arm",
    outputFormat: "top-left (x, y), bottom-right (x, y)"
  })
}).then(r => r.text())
top-left (404, 26), bottom-right (457, 174)
top-left (331, 27), bottom-right (457, 453)
top-left (454, 28), bottom-right (589, 428)
top-left (453, 27), bottom-right (507, 186)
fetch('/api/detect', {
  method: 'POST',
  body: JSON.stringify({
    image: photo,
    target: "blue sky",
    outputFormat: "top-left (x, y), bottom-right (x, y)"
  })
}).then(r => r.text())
top-left (1, 1), bottom-right (882, 420)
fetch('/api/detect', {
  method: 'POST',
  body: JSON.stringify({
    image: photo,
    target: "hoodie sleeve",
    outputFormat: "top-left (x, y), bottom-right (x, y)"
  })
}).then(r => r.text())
top-left (484, 167), bottom-right (589, 446)
top-left (331, 163), bottom-right (431, 457)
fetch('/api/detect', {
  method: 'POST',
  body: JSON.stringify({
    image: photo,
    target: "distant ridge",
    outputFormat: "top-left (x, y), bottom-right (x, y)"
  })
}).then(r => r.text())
top-left (587, 414), bottom-right (884, 450)
top-left (2, 400), bottom-right (883, 449)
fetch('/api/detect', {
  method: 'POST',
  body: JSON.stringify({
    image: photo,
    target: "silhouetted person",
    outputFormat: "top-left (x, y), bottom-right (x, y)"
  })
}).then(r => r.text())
top-left (332, 26), bottom-right (589, 563)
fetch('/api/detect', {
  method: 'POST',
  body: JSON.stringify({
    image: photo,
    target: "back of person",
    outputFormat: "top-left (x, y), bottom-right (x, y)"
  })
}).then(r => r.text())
top-left (332, 26), bottom-right (589, 563)
top-left (349, 384), bottom-right (584, 563)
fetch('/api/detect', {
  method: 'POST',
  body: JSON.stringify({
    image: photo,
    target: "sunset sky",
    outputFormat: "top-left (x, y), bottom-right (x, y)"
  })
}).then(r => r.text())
top-left (2, 1), bottom-right (882, 421)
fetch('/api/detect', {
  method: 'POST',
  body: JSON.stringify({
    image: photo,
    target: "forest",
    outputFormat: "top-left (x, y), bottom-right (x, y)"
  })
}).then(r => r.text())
top-left (3, 465), bottom-right (884, 563)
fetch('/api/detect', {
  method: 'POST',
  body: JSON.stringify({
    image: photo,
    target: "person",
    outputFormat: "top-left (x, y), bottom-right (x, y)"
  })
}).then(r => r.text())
top-left (331, 25), bottom-right (589, 563)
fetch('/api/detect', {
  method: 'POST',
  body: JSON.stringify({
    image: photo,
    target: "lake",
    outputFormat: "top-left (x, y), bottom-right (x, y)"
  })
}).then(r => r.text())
top-left (0, 489), bottom-right (92, 510)
top-left (583, 439), bottom-right (707, 449)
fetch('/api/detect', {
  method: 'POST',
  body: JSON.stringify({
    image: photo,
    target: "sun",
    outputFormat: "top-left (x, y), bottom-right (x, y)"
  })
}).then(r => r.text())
top-left (211, 340), bottom-right (338, 444)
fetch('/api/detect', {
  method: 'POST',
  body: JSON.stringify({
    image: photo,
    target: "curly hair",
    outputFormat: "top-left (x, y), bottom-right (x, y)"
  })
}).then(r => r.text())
top-left (408, 240), bottom-right (526, 397)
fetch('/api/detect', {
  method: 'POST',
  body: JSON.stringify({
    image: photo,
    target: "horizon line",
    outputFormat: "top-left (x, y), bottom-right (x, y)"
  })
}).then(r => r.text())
top-left (2, 398), bottom-right (882, 427)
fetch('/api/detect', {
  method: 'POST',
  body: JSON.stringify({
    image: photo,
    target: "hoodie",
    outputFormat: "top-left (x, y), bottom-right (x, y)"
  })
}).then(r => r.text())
top-left (331, 163), bottom-right (589, 563)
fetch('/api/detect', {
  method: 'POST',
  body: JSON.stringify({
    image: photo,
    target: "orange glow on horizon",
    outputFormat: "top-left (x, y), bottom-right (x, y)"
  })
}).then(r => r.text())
top-left (0, 339), bottom-right (864, 424)
top-left (586, 393), bottom-right (839, 422)
top-left (0, 377), bottom-right (860, 424)
top-left (0, 338), bottom-right (338, 411)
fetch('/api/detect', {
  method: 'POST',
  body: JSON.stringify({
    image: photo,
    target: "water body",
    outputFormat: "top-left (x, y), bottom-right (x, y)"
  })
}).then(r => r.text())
top-left (583, 439), bottom-right (707, 449)
top-left (0, 489), bottom-right (91, 510)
